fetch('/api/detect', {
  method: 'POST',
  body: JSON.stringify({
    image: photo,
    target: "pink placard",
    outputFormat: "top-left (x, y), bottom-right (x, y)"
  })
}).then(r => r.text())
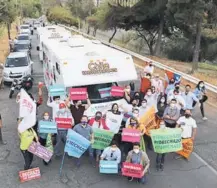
top-left (110, 86), bottom-right (124, 97)
top-left (121, 128), bottom-right (141, 143)
top-left (19, 167), bottom-right (41, 183)
top-left (122, 162), bottom-right (143, 178)
top-left (28, 142), bottom-right (53, 161)
top-left (55, 118), bottom-right (73, 129)
top-left (70, 88), bottom-right (87, 100)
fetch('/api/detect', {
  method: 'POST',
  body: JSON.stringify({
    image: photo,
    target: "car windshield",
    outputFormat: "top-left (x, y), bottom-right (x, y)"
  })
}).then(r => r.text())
top-left (21, 26), bottom-right (29, 29)
top-left (18, 35), bottom-right (29, 40)
top-left (72, 83), bottom-right (122, 104)
top-left (14, 44), bottom-right (29, 51)
top-left (5, 56), bottom-right (28, 67)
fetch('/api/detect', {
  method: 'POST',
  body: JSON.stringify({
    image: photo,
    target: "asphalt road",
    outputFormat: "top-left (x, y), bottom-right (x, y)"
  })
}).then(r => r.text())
top-left (0, 32), bottom-right (217, 188)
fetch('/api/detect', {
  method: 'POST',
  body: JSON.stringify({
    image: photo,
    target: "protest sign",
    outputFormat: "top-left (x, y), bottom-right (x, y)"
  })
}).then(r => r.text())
top-left (48, 84), bottom-right (66, 97)
top-left (122, 162), bottom-right (143, 178)
top-left (28, 142), bottom-right (53, 161)
top-left (122, 112), bottom-right (133, 123)
top-left (38, 120), bottom-right (57, 134)
top-left (69, 88), bottom-right (87, 100)
top-left (122, 128), bottom-right (141, 143)
top-left (106, 111), bottom-right (123, 134)
top-left (110, 86), bottom-right (124, 97)
top-left (92, 128), bottom-right (114, 150)
top-left (18, 89), bottom-right (36, 133)
top-left (99, 160), bottom-right (118, 174)
top-left (19, 167), bottom-right (41, 183)
top-left (150, 128), bottom-right (182, 153)
top-left (176, 138), bottom-right (193, 159)
top-left (98, 87), bottom-right (111, 98)
top-left (55, 118), bottom-right (72, 129)
top-left (64, 129), bottom-right (90, 158)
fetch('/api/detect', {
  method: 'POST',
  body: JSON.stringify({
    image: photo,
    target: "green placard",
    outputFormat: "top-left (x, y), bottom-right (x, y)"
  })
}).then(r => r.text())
top-left (92, 128), bottom-right (114, 150)
top-left (150, 128), bottom-right (183, 154)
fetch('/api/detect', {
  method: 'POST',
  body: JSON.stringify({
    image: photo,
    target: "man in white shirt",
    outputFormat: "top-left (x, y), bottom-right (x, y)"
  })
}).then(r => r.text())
top-left (47, 96), bottom-right (64, 120)
top-left (167, 89), bottom-right (186, 110)
top-left (144, 61), bottom-right (154, 75)
top-left (151, 74), bottom-right (164, 94)
top-left (176, 110), bottom-right (197, 140)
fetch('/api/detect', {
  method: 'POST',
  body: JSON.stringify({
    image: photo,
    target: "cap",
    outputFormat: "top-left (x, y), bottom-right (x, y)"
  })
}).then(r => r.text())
top-left (59, 103), bottom-right (66, 109)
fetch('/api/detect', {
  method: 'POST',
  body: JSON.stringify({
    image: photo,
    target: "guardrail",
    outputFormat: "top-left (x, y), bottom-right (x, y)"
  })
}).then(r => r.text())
top-left (59, 24), bottom-right (217, 94)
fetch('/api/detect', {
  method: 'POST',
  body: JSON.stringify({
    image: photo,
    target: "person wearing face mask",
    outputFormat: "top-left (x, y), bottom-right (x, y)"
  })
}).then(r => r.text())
top-left (54, 103), bottom-right (74, 159)
top-left (132, 92), bottom-right (141, 105)
top-left (143, 61), bottom-right (154, 75)
top-left (175, 110), bottom-right (197, 159)
top-left (181, 85), bottom-right (199, 113)
top-left (193, 81), bottom-right (208, 120)
top-left (100, 141), bottom-right (121, 167)
top-left (163, 99), bottom-right (180, 128)
top-left (140, 72), bottom-right (152, 96)
top-left (125, 108), bottom-right (140, 128)
top-left (167, 89), bottom-right (185, 110)
top-left (66, 94), bottom-right (91, 125)
top-left (47, 96), bottom-right (63, 120)
top-left (151, 74), bottom-right (164, 94)
top-left (165, 78), bottom-right (176, 95)
top-left (73, 115), bottom-right (94, 167)
top-left (144, 88), bottom-right (158, 112)
top-left (156, 96), bottom-right (167, 126)
top-left (139, 99), bottom-right (150, 118)
top-left (126, 142), bottom-right (150, 184)
top-left (155, 121), bottom-right (166, 171)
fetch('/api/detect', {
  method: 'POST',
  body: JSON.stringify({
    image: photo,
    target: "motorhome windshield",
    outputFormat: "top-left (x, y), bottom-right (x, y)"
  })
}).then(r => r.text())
top-left (72, 83), bottom-right (123, 104)
top-left (5, 57), bottom-right (28, 67)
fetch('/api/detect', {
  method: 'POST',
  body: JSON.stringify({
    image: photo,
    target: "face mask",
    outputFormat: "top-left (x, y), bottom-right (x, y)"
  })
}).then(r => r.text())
top-left (133, 149), bottom-right (139, 154)
top-left (199, 84), bottom-right (204, 88)
top-left (160, 99), bottom-right (165, 103)
top-left (170, 103), bottom-right (175, 108)
top-left (44, 116), bottom-right (49, 120)
top-left (185, 114), bottom-right (191, 118)
top-left (133, 113), bottom-right (139, 118)
top-left (175, 86), bottom-right (180, 89)
top-left (141, 103), bottom-right (147, 108)
top-left (95, 116), bottom-right (101, 121)
top-left (55, 99), bottom-right (60, 103)
top-left (170, 80), bottom-right (175, 84)
top-left (131, 122), bottom-right (137, 126)
top-left (135, 95), bottom-right (140, 99)
top-left (149, 64), bottom-right (152, 67)
top-left (111, 148), bottom-right (116, 152)
top-left (81, 121), bottom-right (87, 125)
top-left (147, 92), bottom-right (152, 96)
top-left (59, 108), bottom-right (65, 113)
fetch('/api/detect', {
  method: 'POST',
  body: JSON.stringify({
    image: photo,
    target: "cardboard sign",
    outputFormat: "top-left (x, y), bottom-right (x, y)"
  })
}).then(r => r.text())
top-left (122, 128), bottom-right (141, 143)
top-left (28, 142), bottom-right (53, 161)
top-left (64, 129), bottom-right (90, 158)
top-left (48, 84), bottom-right (66, 97)
top-left (55, 118), bottom-right (72, 129)
top-left (99, 160), bottom-right (118, 174)
top-left (145, 118), bottom-right (157, 136)
top-left (106, 112), bottom-right (123, 134)
top-left (176, 138), bottom-right (193, 159)
top-left (98, 87), bottom-right (111, 98)
top-left (92, 128), bottom-right (114, 150)
top-left (19, 167), bottom-right (41, 183)
top-left (150, 128), bottom-right (182, 153)
top-left (122, 162), bottom-right (143, 178)
top-left (69, 88), bottom-right (87, 100)
top-left (110, 86), bottom-right (124, 97)
top-left (38, 120), bottom-right (57, 134)
top-left (122, 112), bottom-right (133, 123)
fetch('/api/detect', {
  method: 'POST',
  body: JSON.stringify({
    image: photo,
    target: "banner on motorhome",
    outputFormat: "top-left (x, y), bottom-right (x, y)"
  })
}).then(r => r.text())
top-left (99, 160), bottom-right (118, 174)
top-left (122, 128), bottom-right (141, 143)
top-left (70, 88), bottom-right (87, 100)
top-left (48, 84), bottom-right (66, 97)
top-left (92, 128), bottom-right (114, 150)
top-left (38, 120), bottom-right (57, 134)
top-left (55, 118), bottom-right (72, 129)
top-left (98, 87), bottom-right (111, 98)
top-left (122, 162), bottom-right (143, 178)
top-left (110, 86), bottom-right (124, 97)
top-left (106, 111), bottom-right (123, 134)
top-left (28, 142), bottom-right (53, 161)
top-left (176, 138), bottom-right (193, 159)
top-left (150, 128), bottom-right (182, 153)
top-left (19, 167), bottom-right (41, 183)
top-left (18, 89), bottom-right (36, 133)
top-left (64, 129), bottom-right (90, 158)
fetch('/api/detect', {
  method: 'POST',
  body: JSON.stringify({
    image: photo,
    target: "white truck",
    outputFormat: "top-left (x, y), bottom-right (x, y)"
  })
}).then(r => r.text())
top-left (40, 34), bottom-right (138, 116)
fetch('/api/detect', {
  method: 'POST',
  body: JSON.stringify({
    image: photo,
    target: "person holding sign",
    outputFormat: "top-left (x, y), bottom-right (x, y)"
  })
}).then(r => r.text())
top-left (73, 115), bottom-right (94, 167)
top-left (126, 142), bottom-right (150, 184)
top-left (18, 119), bottom-right (39, 170)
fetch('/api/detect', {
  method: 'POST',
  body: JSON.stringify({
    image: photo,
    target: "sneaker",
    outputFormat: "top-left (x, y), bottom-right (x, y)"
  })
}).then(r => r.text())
top-left (202, 117), bottom-right (208, 121)
top-left (156, 164), bottom-right (160, 171)
top-left (128, 177), bottom-right (134, 182)
top-left (160, 164), bottom-right (164, 171)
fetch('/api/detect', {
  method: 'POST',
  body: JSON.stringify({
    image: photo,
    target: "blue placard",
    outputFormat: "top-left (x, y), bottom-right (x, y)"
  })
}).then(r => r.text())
top-left (48, 84), bottom-right (66, 97)
top-left (39, 120), bottom-right (57, 134)
top-left (98, 87), bottom-right (111, 98)
top-left (122, 112), bottom-right (133, 122)
top-left (99, 160), bottom-right (118, 174)
top-left (64, 129), bottom-right (90, 158)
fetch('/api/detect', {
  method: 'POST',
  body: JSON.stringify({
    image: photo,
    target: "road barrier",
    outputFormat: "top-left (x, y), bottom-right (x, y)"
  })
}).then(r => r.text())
top-left (59, 24), bottom-right (217, 94)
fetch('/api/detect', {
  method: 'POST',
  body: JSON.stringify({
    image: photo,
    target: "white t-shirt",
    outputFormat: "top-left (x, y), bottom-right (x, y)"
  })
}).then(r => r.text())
top-left (167, 94), bottom-right (186, 109)
top-left (144, 65), bottom-right (154, 74)
top-left (47, 100), bottom-right (64, 120)
top-left (177, 116), bottom-right (197, 138)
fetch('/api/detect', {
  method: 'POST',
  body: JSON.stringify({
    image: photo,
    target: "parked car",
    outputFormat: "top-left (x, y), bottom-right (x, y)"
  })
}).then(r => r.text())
top-left (19, 24), bottom-right (31, 35)
top-left (16, 34), bottom-right (31, 48)
top-left (3, 52), bottom-right (34, 83)
top-left (13, 41), bottom-right (31, 58)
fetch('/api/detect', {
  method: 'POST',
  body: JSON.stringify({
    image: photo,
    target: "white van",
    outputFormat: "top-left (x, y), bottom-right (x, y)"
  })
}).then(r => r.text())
top-left (19, 24), bottom-right (31, 35)
top-left (41, 36), bottom-right (138, 116)
top-left (3, 52), bottom-right (33, 82)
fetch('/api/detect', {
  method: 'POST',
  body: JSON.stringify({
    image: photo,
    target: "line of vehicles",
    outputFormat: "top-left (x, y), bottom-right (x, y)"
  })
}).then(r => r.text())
top-left (3, 18), bottom-right (138, 116)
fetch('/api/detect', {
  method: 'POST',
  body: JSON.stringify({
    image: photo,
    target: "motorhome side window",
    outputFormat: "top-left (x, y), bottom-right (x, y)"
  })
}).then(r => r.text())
top-left (56, 62), bottom-right (60, 75)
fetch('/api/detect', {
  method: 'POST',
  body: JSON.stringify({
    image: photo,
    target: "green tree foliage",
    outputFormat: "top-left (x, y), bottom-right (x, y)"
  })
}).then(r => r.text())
top-left (21, 0), bottom-right (42, 18)
top-left (47, 6), bottom-right (78, 27)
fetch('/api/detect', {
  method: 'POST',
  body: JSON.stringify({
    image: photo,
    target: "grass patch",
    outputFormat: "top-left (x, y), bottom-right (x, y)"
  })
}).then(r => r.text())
top-left (198, 63), bottom-right (217, 71)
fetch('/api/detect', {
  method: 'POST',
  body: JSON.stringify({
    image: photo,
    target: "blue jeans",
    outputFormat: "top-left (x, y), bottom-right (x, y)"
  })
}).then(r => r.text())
top-left (76, 146), bottom-right (94, 166)
top-left (140, 175), bottom-right (147, 184)
top-left (54, 130), bottom-right (67, 156)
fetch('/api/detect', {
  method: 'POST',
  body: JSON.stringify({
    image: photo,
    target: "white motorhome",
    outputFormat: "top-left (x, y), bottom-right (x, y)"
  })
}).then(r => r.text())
top-left (41, 36), bottom-right (138, 116)
top-left (36, 26), bottom-right (71, 61)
